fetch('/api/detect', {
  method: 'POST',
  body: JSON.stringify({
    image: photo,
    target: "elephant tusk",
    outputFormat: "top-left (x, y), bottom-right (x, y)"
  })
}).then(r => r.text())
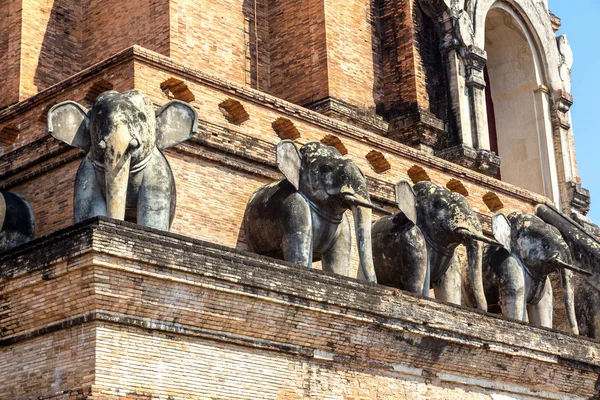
top-left (343, 195), bottom-right (393, 215)
top-left (454, 227), bottom-right (502, 247)
top-left (551, 258), bottom-right (593, 276)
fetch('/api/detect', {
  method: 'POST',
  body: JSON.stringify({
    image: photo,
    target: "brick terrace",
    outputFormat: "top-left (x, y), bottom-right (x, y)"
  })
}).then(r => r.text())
top-left (1, 218), bottom-right (599, 399)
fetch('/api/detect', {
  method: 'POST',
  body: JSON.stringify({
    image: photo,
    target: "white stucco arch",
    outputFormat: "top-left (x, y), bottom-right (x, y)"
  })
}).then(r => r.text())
top-left (482, 1), bottom-right (560, 203)
top-left (469, 0), bottom-right (563, 93)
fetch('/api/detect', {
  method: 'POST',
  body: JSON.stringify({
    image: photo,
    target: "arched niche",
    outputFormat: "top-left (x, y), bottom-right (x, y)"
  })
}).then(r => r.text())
top-left (471, 0), bottom-right (563, 91)
top-left (484, 4), bottom-right (559, 203)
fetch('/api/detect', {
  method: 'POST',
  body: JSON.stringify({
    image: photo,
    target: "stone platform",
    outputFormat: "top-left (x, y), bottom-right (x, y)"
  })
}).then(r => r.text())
top-left (1, 218), bottom-right (599, 399)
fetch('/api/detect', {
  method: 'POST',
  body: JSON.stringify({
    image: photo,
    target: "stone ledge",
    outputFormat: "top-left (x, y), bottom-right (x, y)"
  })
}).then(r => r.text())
top-left (1, 218), bottom-right (600, 399)
top-left (436, 144), bottom-right (501, 177)
top-left (306, 96), bottom-right (389, 135)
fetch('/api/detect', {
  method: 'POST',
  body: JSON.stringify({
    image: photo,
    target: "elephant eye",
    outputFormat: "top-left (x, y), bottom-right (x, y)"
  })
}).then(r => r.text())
top-left (319, 164), bottom-right (333, 174)
top-left (138, 112), bottom-right (147, 122)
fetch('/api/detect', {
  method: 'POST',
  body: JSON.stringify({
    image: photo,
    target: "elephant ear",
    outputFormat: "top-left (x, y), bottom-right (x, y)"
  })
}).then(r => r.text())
top-left (156, 100), bottom-right (199, 150)
top-left (48, 101), bottom-right (90, 152)
top-left (276, 140), bottom-right (302, 190)
top-left (395, 180), bottom-right (417, 225)
top-left (492, 213), bottom-right (512, 251)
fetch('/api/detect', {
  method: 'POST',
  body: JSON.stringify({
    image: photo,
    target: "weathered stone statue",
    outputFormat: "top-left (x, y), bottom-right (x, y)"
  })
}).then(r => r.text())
top-left (485, 210), bottom-right (581, 334)
top-left (372, 181), bottom-right (491, 310)
top-left (48, 90), bottom-right (197, 231)
top-left (535, 204), bottom-right (600, 337)
top-left (0, 191), bottom-right (34, 252)
top-left (243, 140), bottom-right (379, 283)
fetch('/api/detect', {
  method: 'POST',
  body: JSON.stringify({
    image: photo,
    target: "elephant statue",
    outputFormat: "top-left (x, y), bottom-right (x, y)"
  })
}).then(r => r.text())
top-left (372, 180), bottom-right (492, 310)
top-left (243, 140), bottom-right (381, 283)
top-left (484, 210), bottom-right (581, 333)
top-left (0, 191), bottom-right (34, 252)
top-left (535, 203), bottom-right (600, 337)
top-left (48, 90), bottom-right (197, 231)
top-left (574, 274), bottom-right (600, 338)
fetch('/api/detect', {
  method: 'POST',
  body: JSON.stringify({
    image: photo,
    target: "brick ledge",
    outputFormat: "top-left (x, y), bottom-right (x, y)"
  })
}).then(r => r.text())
top-left (1, 217), bottom-right (599, 366)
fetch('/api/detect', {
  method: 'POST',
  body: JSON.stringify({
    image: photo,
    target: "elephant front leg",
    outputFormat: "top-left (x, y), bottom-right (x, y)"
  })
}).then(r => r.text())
top-left (138, 183), bottom-right (172, 231)
top-left (527, 277), bottom-right (553, 329)
top-left (321, 217), bottom-right (351, 277)
top-left (282, 229), bottom-right (313, 269)
top-left (560, 269), bottom-right (579, 334)
top-left (281, 195), bottom-right (313, 268)
top-left (137, 154), bottom-right (174, 231)
top-left (73, 157), bottom-right (107, 223)
top-left (497, 256), bottom-right (526, 322)
top-left (432, 253), bottom-right (461, 305)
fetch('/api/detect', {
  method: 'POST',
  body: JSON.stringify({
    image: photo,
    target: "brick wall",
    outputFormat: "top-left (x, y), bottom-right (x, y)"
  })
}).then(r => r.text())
top-left (1, 0), bottom-right (450, 143)
top-left (0, 323), bottom-right (96, 399)
top-left (322, 0), bottom-right (384, 111)
top-left (0, 0), bottom-right (23, 109)
top-left (268, 0), bottom-right (329, 106)
top-left (1, 219), bottom-right (598, 398)
top-left (169, 0), bottom-right (249, 86)
top-left (379, 0), bottom-right (417, 119)
top-left (20, 0), bottom-right (82, 98)
top-left (82, 0), bottom-right (170, 68)
top-left (412, 2), bottom-right (448, 125)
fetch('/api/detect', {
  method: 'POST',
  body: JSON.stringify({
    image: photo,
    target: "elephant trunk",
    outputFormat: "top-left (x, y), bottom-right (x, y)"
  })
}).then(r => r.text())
top-left (465, 240), bottom-right (487, 311)
top-left (457, 229), bottom-right (488, 312)
top-left (351, 204), bottom-right (377, 284)
top-left (104, 127), bottom-right (138, 220)
top-left (561, 268), bottom-right (579, 335)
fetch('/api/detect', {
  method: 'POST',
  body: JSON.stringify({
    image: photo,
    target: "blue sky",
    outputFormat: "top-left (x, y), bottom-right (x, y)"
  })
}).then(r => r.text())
top-left (548, 1), bottom-right (600, 222)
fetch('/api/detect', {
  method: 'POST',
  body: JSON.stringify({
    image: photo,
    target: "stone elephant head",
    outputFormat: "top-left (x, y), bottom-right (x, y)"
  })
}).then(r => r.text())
top-left (48, 90), bottom-right (197, 230)
top-left (244, 140), bottom-right (379, 282)
top-left (393, 181), bottom-right (492, 310)
top-left (535, 204), bottom-right (600, 337)
top-left (486, 211), bottom-right (579, 333)
top-left (0, 191), bottom-right (34, 252)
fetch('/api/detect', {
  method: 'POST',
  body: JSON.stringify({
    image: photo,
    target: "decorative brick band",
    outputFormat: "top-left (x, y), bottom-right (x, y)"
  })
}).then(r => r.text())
top-left (0, 45), bottom-right (548, 205)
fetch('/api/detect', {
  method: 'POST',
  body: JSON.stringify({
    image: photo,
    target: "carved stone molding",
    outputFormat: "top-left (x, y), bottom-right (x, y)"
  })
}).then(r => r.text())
top-left (464, 46), bottom-right (487, 89)
top-left (307, 97), bottom-right (388, 135)
top-left (567, 180), bottom-right (591, 217)
top-left (552, 90), bottom-right (574, 130)
top-left (387, 109), bottom-right (448, 153)
top-left (436, 144), bottom-right (501, 177)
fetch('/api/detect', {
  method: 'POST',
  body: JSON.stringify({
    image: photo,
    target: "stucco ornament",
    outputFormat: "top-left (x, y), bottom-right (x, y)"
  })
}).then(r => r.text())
top-left (484, 210), bottom-right (582, 333)
top-left (372, 181), bottom-right (494, 310)
top-left (244, 141), bottom-right (381, 283)
top-left (48, 90), bottom-right (198, 231)
top-left (0, 191), bottom-right (35, 252)
top-left (455, 10), bottom-right (475, 47)
top-left (557, 35), bottom-right (574, 93)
